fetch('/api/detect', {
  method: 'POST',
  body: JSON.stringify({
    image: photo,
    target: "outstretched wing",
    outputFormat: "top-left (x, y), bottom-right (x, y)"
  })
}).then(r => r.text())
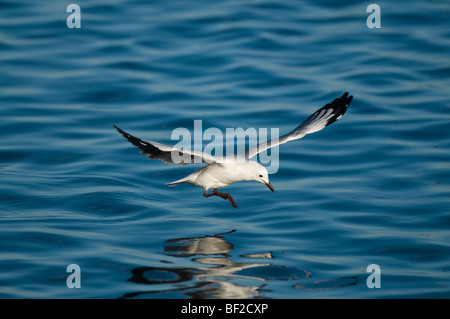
top-left (113, 125), bottom-right (221, 165)
top-left (244, 92), bottom-right (353, 159)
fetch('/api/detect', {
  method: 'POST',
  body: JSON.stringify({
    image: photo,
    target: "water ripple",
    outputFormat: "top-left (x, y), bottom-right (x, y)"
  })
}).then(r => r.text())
top-left (1, 0), bottom-right (449, 298)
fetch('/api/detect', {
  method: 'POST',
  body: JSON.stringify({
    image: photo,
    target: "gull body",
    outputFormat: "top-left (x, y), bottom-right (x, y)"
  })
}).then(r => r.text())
top-left (168, 160), bottom-right (272, 192)
top-left (114, 92), bottom-right (353, 208)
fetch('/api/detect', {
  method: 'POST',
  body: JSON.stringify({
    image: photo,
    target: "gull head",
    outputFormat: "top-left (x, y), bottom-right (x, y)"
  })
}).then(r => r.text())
top-left (247, 162), bottom-right (274, 193)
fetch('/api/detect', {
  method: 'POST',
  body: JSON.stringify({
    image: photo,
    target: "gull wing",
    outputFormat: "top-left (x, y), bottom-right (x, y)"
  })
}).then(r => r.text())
top-left (113, 125), bottom-right (221, 165)
top-left (244, 92), bottom-right (353, 159)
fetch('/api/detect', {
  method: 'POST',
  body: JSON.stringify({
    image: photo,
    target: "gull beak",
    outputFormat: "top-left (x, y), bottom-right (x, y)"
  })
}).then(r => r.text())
top-left (264, 181), bottom-right (274, 193)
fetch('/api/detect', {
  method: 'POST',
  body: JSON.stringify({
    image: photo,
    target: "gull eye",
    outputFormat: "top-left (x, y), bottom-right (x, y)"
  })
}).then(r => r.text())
top-left (259, 174), bottom-right (263, 178)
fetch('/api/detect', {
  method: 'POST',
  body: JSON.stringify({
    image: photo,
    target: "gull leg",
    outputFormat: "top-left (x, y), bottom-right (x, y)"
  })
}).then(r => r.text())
top-left (214, 189), bottom-right (238, 208)
top-left (203, 190), bottom-right (216, 198)
top-left (203, 189), bottom-right (238, 208)
top-left (227, 195), bottom-right (238, 208)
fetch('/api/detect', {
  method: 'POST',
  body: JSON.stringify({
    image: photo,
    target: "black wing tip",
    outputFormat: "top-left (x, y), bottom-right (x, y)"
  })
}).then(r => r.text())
top-left (112, 124), bottom-right (126, 135)
top-left (113, 124), bottom-right (164, 159)
top-left (113, 124), bottom-right (136, 141)
top-left (341, 92), bottom-right (353, 106)
top-left (322, 92), bottom-right (353, 126)
top-left (335, 92), bottom-right (353, 110)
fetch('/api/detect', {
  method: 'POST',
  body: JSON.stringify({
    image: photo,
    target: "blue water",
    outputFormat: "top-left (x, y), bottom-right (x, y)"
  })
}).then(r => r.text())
top-left (1, 0), bottom-right (449, 299)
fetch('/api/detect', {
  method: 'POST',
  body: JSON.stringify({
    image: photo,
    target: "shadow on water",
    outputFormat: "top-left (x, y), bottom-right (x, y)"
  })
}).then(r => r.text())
top-left (119, 230), bottom-right (311, 299)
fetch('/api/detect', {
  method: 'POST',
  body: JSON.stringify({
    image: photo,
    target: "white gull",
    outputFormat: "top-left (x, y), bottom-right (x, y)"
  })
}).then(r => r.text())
top-left (113, 92), bottom-right (353, 208)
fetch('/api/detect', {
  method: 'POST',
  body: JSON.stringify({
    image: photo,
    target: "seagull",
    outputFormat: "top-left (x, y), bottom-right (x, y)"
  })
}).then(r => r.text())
top-left (113, 92), bottom-right (353, 208)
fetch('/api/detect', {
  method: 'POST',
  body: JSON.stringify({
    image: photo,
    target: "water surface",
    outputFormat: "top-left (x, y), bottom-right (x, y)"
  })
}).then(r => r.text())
top-left (1, 0), bottom-right (449, 298)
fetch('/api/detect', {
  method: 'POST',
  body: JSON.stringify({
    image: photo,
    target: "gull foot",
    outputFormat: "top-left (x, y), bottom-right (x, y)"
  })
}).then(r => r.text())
top-left (203, 189), bottom-right (238, 208)
top-left (214, 190), bottom-right (237, 208)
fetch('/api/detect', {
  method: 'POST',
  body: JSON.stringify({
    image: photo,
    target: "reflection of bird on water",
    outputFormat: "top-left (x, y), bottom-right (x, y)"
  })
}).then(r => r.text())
top-left (120, 230), bottom-right (309, 299)
top-left (164, 231), bottom-right (235, 257)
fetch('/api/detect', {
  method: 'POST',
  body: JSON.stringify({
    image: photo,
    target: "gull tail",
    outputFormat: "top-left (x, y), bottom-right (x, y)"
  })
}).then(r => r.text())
top-left (166, 177), bottom-right (191, 187)
top-left (166, 170), bottom-right (199, 187)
